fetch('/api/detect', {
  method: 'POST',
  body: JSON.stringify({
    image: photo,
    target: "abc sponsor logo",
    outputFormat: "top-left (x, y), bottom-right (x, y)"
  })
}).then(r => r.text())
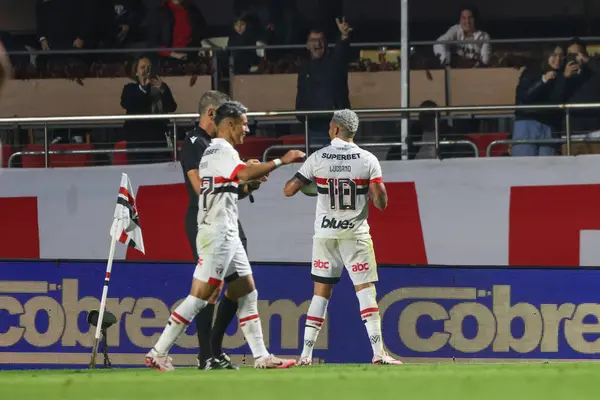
top-left (320, 216), bottom-right (355, 230)
top-left (313, 260), bottom-right (329, 270)
top-left (351, 263), bottom-right (369, 272)
top-left (378, 285), bottom-right (600, 356)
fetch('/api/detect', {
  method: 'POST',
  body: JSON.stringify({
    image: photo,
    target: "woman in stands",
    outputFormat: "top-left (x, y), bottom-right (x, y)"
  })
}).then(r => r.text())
top-left (512, 44), bottom-right (573, 156)
top-left (120, 55), bottom-right (178, 164)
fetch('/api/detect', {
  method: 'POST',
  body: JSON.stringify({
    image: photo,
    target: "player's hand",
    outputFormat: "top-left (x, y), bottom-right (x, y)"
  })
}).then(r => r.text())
top-left (281, 150), bottom-right (305, 165)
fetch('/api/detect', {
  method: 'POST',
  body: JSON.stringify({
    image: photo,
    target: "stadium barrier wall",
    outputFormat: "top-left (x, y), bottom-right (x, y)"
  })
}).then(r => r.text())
top-left (1, 260), bottom-right (600, 370)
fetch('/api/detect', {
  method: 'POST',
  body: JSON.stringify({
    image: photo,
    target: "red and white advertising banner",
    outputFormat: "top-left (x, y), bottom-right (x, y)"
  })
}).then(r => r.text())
top-left (2, 156), bottom-right (600, 266)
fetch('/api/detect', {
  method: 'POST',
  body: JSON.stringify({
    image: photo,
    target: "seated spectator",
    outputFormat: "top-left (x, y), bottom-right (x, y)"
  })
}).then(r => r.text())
top-left (433, 6), bottom-right (491, 67)
top-left (295, 18), bottom-right (352, 148)
top-left (563, 38), bottom-right (600, 133)
top-left (228, 13), bottom-right (262, 74)
top-left (152, 0), bottom-right (207, 62)
top-left (36, 0), bottom-right (93, 52)
top-left (512, 45), bottom-right (567, 157)
top-left (409, 100), bottom-right (475, 159)
top-left (120, 56), bottom-right (177, 164)
top-left (93, 0), bottom-right (145, 50)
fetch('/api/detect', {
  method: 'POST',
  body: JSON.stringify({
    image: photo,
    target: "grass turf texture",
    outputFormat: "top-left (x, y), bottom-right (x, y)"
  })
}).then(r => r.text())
top-left (0, 363), bottom-right (597, 400)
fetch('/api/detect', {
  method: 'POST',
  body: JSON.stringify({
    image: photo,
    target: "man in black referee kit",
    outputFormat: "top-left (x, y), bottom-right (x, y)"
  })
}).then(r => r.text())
top-left (181, 90), bottom-right (263, 370)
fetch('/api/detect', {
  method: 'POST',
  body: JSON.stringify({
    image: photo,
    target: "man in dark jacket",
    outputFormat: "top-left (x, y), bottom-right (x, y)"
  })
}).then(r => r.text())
top-left (93, 0), bottom-right (145, 49)
top-left (36, 0), bottom-right (94, 51)
top-left (295, 17), bottom-right (352, 149)
top-left (152, 0), bottom-right (207, 61)
top-left (563, 38), bottom-right (600, 133)
top-left (180, 90), bottom-right (263, 370)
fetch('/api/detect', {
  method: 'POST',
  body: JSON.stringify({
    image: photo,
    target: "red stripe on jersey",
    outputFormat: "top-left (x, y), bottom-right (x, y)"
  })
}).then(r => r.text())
top-left (208, 277), bottom-right (223, 287)
top-left (370, 177), bottom-right (383, 184)
top-left (314, 177), bottom-right (372, 186)
top-left (360, 307), bottom-right (379, 315)
top-left (307, 315), bottom-right (325, 323)
top-left (229, 164), bottom-right (247, 180)
top-left (214, 176), bottom-right (239, 184)
top-left (172, 312), bottom-right (190, 325)
top-left (239, 314), bottom-right (260, 323)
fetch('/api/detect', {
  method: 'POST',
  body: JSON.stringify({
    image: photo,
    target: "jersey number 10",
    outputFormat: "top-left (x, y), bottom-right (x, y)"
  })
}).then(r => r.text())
top-left (327, 178), bottom-right (357, 210)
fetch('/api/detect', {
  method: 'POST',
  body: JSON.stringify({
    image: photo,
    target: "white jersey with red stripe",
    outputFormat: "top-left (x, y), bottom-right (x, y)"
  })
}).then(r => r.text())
top-left (295, 138), bottom-right (383, 239)
top-left (197, 138), bottom-right (246, 237)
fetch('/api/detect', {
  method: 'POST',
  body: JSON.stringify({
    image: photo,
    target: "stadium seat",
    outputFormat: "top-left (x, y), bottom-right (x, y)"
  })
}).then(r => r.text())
top-left (1, 144), bottom-right (13, 168)
top-left (22, 144), bottom-right (96, 168)
top-left (280, 134), bottom-right (306, 145)
top-left (465, 133), bottom-right (510, 157)
top-left (113, 141), bottom-right (128, 165)
top-left (237, 136), bottom-right (282, 160)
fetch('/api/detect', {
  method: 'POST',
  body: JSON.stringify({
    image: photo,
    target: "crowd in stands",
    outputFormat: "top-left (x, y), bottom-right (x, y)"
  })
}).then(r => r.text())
top-left (2, 1), bottom-right (600, 165)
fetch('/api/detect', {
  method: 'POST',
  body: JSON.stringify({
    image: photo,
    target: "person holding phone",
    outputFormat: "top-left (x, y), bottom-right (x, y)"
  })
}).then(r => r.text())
top-left (512, 44), bottom-right (568, 157)
top-left (120, 55), bottom-right (178, 164)
top-left (563, 38), bottom-right (600, 134)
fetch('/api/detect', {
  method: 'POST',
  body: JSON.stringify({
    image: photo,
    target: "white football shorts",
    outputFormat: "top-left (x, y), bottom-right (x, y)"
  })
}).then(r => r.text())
top-left (311, 237), bottom-right (378, 286)
top-left (193, 231), bottom-right (252, 286)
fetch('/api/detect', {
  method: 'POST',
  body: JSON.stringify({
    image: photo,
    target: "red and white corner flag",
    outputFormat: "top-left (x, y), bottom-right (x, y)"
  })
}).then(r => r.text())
top-left (110, 172), bottom-right (145, 254)
top-left (90, 173), bottom-right (144, 368)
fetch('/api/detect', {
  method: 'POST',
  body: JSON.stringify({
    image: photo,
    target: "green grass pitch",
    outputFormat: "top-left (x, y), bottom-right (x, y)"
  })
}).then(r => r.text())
top-left (0, 363), bottom-right (598, 400)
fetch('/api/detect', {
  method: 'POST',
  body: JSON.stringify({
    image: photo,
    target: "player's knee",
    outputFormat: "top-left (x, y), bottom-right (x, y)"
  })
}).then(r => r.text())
top-left (238, 289), bottom-right (258, 314)
top-left (354, 282), bottom-right (375, 293)
top-left (313, 282), bottom-right (333, 300)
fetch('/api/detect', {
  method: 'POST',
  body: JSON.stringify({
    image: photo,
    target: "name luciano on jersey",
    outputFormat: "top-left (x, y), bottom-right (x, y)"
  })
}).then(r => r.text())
top-left (330, 165), bottom-right (352, 172)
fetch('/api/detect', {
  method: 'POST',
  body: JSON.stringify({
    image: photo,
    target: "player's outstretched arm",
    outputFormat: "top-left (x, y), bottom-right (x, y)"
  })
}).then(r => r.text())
top-left (236, 150), bottom-right (305, 182)
top-left (369, 181), bottom-right (388, 210)
top-left (283, 176), bottom-right (304, 197)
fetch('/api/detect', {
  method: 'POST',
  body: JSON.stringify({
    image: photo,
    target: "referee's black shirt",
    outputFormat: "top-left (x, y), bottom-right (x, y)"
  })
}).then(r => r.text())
top-left (180, 126), bottom-right (247, 259)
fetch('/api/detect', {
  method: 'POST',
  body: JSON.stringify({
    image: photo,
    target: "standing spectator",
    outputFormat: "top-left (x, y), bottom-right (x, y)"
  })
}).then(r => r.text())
top-left (433, 6), bottom-right (491, 67)
top-left (120, 56), bottom-right (177, 164)
top-left (295, 18), bottom-right (352, 148)
top-left (93, 0), bottom-right (145, 50)
top-left (563, 38), bottom-right (600, 133)
top-left (228, 13), bottom-right (262, 74)
top-left (512, 45), bottom-right (568, 157)
top-left (36, 0), bottom-right (93, 52)
top-left (152, 0), bottom-right (208, 62)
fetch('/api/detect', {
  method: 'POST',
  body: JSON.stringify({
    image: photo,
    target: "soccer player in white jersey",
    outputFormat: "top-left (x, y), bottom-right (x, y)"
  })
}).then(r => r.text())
top-left (283, 109), bottom-right (403, 366)
top-left (146, 101), bottom-right (305, 371)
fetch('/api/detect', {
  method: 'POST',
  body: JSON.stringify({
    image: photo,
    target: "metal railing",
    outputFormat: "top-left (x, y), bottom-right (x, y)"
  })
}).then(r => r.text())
top-left (486, 138), bottom-right (600, 157)
top-left (3, 102), bottom-right (600, 168)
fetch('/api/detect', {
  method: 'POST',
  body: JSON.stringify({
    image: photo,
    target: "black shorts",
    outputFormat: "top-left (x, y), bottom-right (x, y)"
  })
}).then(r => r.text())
top-left (185, 208), bottom-right (248, 261)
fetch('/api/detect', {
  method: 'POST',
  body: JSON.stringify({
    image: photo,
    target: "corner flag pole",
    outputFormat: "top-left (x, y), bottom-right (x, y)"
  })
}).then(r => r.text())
top-left (89, 218), bottom-right (122, 369)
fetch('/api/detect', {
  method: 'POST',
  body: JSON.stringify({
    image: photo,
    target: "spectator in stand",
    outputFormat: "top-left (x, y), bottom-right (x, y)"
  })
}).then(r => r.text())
top-left (563, 38), bottom-right (600, 134)
top-left (152, 0), bottom-right (208, 62)
top-left (295, 18), bottom-right (352, 148)
top-left (228, 12), bottom-right (262, 74)
top-left (93, 0), bottom-right (145, 50)
top-left (120, 56), bottom-right (177, 164)
top-left (512, 45), bottom-right (568, 157)
top-left (433, 6), bottom-right (491, 67)
top-left (36, 0), bottom-right (93, 52)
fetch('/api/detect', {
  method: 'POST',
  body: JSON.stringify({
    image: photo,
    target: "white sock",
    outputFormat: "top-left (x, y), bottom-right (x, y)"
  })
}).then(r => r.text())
top-left (300, 295), bottom-right (329, 359)
top-left (356, 286), bottom-right (384, 358)
top-left (238, 290), bottom-right (269, 359)
top-left (152, 295), bottom-right (207, 356)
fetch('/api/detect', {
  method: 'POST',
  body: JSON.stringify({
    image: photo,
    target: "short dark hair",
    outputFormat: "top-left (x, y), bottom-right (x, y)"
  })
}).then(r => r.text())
top-left (307, 27), bottom-right (326, 40)
top-left (234, 12), bottom-right (250, 24)
top-left (198, 90), bottom-right (230, 116)
top-left (460, 5), bottom-right (479, 20)
top-left (214, 101), bottom-right (248, 126)
top-left (568, 37), bottom-right (588, 53)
